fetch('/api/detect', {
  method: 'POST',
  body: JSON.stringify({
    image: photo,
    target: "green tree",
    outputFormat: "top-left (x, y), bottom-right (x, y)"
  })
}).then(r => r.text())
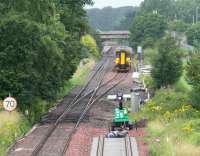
top-left (152, 36), bottom-right (183, 87)
top-left (187, 53), bottom-right (200, 110)
top-left (89, 28), bottom-right (103, 52)
top-left (175, 0), bottom-right (198, 24)
top-left (58, 0), bottom-right (92, 38)
top-left (140, 0), bottom-right (176, 20)
top-left (0, 0), bottom-right (93, 116)
top-left (81, 35), bottom-right (100, 58)
top-left (130, 13), bottom-right (167, 49)
top-left (140, 0), bottom-right (200, 24)
top-left (116, 10), bottom-right (138, 30)
top-left (87, 6), bottom-right (136, 30)
top-left (186, 22), bottom-right (200, 47)
top-left (168, 20), bottom-right (188, 33)
top-left (0, 16), bottom-right (65, 105)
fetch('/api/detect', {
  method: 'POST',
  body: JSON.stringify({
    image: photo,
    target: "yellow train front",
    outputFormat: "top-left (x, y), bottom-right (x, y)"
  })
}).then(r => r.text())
top-left (115, 47), bottom-right (132, 72)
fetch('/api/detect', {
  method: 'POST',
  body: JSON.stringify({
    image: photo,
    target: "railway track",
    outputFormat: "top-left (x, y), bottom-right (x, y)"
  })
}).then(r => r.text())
top-left (6, 48), bottom-right (129, 156)
top-left (29, 58), bottom-right (109, 156)
top-left (13, 58), bottom-right (126, 156)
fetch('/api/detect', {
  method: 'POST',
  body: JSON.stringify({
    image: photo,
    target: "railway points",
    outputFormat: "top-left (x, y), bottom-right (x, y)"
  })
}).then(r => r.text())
top-left (6, 46), bottom-right (140, 156)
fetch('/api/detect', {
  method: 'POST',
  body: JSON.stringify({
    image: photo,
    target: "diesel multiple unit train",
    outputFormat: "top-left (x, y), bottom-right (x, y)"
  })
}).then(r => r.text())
top-left (114, 47), bottom-right (133, 72)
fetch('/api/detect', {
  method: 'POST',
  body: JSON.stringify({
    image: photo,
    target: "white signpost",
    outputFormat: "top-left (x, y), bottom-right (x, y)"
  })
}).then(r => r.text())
top-left (3, 96), bottom-right (17, 112)
top-left (137, 46), bottom-right (143, 69)
top-left (137, 46), bottom-right (142, 54)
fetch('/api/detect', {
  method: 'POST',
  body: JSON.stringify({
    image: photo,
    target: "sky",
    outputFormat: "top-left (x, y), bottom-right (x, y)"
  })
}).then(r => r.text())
top-left (86, 0), bottom-right (144, 9)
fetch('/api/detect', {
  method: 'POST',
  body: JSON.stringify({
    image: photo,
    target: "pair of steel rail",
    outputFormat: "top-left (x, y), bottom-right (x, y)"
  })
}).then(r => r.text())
top-left (30, 56), bottom-right (128, 156)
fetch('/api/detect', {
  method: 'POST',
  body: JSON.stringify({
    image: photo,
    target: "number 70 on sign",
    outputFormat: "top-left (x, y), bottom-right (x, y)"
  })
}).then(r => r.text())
top-left (3, 97), bottom-right (17, 112)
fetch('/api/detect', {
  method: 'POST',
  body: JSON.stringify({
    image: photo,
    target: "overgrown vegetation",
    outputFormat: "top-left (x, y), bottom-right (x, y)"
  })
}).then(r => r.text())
top-left (131, 35), bottom-right (200, 156)
top-left (187, 53), bottom-right (200, 110)
top-left (133, 86), bottom-right (200, 156)
top-left (128, 1), bottom-right (200, 154)
top-left (152, 36), bottom-right (183, 87)
top-left (132, 51), bottom-right (200, 155)
top-left (0, 111), bottom-right (31, 156)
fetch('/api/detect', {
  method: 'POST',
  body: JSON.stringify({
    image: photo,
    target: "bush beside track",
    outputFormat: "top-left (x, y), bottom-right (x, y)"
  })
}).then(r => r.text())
top-left (134, 87), bottom-right (200, 156)
top-left (130, 56), bottom-right (200, 156)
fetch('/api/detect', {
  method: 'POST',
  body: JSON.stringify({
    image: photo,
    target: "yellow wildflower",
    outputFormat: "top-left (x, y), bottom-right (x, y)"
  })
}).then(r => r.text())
top-left (182, 123), bottom-right (194, 133)
top-left (164, 111), bottom-right (172, 120)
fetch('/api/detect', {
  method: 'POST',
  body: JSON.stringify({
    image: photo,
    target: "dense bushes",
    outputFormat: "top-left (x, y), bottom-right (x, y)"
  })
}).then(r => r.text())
top-left (138, 88), bottom-right (190, 119)
top-left (187, 53), bottom-right (200, 110)
top-left (152, 36), bottom-right (183, 87)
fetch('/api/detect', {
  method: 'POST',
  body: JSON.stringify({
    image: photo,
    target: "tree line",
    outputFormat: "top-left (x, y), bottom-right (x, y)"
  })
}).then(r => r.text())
top-left (0, 0), bottom-right (96, 114)
top-left (86, 6), bottom-right (138, 30)
top-left (128, 0), bottom-right (200, 110)
top-left (140, 0), bottom-right (200, 24)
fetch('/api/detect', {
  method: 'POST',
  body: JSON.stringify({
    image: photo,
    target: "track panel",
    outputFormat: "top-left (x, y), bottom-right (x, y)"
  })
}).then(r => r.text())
top-left (7, 47), bottom-right (132, 156)
top-left (90, 137), bottom-right (138, 156)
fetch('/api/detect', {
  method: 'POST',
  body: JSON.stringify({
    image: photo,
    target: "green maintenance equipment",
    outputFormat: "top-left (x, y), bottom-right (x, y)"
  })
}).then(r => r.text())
top-left (111, 92), bottom-right (133, 130)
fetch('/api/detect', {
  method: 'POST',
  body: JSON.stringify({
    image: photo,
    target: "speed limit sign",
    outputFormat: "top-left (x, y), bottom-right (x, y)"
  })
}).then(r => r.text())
top-left (3, 97), bottom-right (17, 112)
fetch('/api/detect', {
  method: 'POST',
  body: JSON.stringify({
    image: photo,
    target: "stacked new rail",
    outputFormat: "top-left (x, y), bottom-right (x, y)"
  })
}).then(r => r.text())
top-left (91, 137), bottom-right (139, 156)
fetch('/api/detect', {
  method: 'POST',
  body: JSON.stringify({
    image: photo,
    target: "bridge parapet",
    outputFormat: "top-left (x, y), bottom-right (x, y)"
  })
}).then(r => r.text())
top-left (97, 30), bottom-right (130, 39)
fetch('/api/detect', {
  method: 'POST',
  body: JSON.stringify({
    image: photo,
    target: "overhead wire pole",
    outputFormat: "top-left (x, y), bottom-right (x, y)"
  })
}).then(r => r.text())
top-left (196, 6), bottom-right (199, 23)
top-left (193, 15), bottom-right (195, 25)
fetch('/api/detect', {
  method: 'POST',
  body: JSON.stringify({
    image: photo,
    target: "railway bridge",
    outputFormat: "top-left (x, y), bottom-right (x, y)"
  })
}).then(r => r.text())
top-left (97, 30), bottom-right (130, 47)
top-left (97, 30), bottom-right (130, 40)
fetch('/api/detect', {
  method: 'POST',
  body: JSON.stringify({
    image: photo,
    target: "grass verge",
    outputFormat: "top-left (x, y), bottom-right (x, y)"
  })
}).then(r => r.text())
top-left (0, 111), bottom-right (31, 156)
